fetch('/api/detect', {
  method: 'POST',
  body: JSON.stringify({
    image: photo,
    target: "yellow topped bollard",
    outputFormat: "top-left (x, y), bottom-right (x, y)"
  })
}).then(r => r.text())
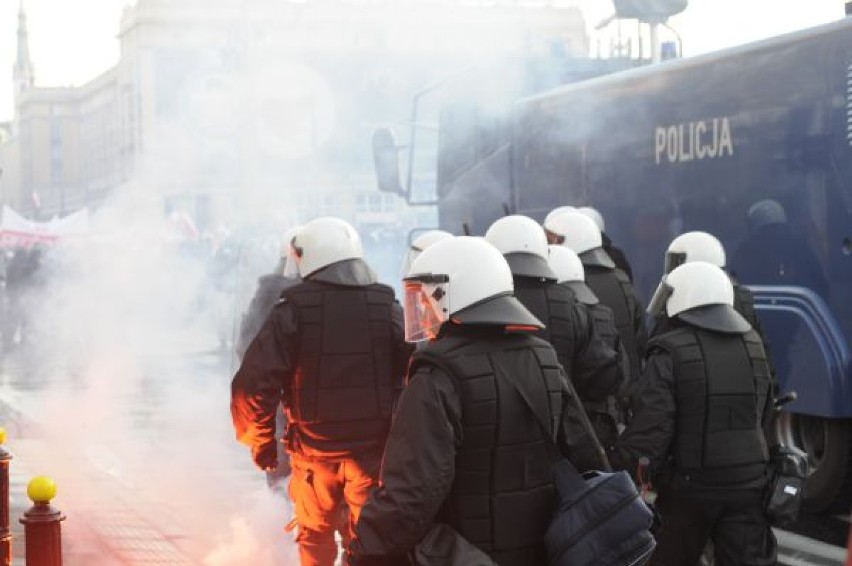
top-left (20, 475), bottom-right (64, 566)
top-left (0, 428), bottom-right (12, 566)
top-left (26, 477), bottom-right (56, 505)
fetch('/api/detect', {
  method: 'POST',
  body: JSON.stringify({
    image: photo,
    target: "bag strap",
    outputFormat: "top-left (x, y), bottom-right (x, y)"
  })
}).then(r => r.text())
top-left (414, 349), bottom-right (605, 471)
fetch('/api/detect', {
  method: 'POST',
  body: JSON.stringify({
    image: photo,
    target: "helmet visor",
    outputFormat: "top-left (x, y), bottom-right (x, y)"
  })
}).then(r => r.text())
top-left (403, 280), bottom-right (449, 342)
top-left (646, 277), bottom-right (674, 316)
top-left (664, 251), bottom-right (687, 275)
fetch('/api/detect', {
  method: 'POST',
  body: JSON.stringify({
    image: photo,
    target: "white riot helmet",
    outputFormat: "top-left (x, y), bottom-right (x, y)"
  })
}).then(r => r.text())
top-left (485, 215), bottom-right (556, 280)
top-left (547, 245), bottom-right (599, 305)
top-left (543, 206), bottom-right (576, 243)
top-left (665, 231), bottom-right (726, 274)
top-left (403, 236), bottom-right (542, 342)
top-left (577, 206), bottom-right (606, 233)
top-left (547, 210), bottom-right (615, 268)
top-left (291, 217), bottom-right (363, 278)
top-left (400, 229), bottom-right (453, 277)
top-left (543, 206), bottom-right (577, 228)
top-left (647, 261), bottom-right (750, 333)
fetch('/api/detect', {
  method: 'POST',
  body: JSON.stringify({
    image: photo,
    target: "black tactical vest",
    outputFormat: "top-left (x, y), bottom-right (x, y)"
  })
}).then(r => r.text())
top-left (513, 278), bottom-right (586, 378)
top-left (411, 332), bottom-right (565, 566)
top-left (281, 280), bottom-right (399, 459)
top-left (582, 301), bottom-right (628, 448)
top-left (651, 327), bottom-right (771, 487)
top-left (588, 302), bottom-right (621, 368)
top-left (585, 266), bottom-right (641, 378)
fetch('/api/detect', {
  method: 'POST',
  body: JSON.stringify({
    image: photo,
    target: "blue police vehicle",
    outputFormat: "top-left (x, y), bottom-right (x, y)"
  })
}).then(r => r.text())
top-left (374, 15), bottom-right (852, 514)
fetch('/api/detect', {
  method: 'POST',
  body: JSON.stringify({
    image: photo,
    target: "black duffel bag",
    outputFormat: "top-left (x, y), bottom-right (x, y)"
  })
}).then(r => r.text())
top-left (545, 459), bottom-right (656, 566)
top-left (765, 445), bottom-right (808, 527)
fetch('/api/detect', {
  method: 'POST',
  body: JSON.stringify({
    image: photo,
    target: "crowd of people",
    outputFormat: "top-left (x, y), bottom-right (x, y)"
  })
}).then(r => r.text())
top-left (230, 207), bottom-right (781, 566)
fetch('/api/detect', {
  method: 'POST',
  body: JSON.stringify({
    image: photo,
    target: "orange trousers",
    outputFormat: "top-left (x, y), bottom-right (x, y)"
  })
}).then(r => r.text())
top-left (288, 453), bottom-right (381, 566)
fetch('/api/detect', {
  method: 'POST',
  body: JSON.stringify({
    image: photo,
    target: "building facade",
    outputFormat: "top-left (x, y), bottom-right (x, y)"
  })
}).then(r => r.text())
top-left (1, 0), bottom-right (590, 233)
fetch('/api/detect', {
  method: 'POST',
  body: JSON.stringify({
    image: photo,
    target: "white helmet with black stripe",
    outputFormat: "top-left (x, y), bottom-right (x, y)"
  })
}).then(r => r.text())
top-left (291, 217), bottom-right (363, 278)
top-left (665, 231), bottom-right (726, 274)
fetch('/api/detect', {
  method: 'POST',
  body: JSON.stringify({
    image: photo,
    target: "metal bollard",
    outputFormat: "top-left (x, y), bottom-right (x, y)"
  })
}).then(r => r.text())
top-left (0, 428), bottom-right (11, 566)
top-left (20, 476), bottom-right (64, 566)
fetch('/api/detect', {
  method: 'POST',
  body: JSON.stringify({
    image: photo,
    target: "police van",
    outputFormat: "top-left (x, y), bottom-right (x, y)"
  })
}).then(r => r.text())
top-left (374, 16), bottom-right (852, 514)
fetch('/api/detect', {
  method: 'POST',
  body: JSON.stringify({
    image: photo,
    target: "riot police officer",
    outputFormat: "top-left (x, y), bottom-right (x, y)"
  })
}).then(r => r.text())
top-left (349, 236), bottom-right (607, 566)
top-left (576, 206), bottom-right (634, 282)
top-left (545, 209), bottom-right (647, 380)
top-left (610, 262), bottom-right (776, 566)
top-left (231, 217), bottom-right (411, 566)
top-left (654, 230), bottom-right (780, 441)
top-left (548, 244), bottom-right (629, 448)
top-left (485, 215), bottom-right (622, 404)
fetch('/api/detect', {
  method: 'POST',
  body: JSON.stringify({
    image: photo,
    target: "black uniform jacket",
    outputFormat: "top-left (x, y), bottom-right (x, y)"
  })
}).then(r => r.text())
top-left (608, 352), bottom-right (676, 477)
top-left (351, 326), bottom-right (607, 561)
top-left (609, 328), bottom-right (773, 489)
top-left (230, 259), bottom-right (408, 458)
top-left (235, 273), bottom-right (299, 362)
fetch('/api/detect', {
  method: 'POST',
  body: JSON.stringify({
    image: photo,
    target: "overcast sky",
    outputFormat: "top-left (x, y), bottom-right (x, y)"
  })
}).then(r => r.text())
top-left (0, 0), bottom-right (846, 122)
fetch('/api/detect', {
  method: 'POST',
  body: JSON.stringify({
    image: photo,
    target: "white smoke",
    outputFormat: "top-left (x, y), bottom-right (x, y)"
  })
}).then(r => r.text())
top-left (0, 1), bottom-right (605, 562)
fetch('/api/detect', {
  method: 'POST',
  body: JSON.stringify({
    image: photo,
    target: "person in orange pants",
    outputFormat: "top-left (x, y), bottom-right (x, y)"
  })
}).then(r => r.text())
top-left (231, 218), bottom-right (411, 566)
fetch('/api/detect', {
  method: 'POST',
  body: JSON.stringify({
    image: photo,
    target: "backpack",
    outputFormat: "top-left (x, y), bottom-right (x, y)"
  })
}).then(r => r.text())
top-left (545, 459), bottom-right (656, 566)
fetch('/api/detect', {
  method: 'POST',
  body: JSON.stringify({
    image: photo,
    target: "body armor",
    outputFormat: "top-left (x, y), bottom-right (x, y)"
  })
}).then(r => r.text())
top-left (282, 280), bottom-right (399, 459)
top-left (652, 326), bottom-right (771, 487)
top-left (513, 278), bottom-right (587, 377)
top-left (585, 266), bottom-right (641, 377)
top-left (583, 301), bottom-right (628, 449)
top-left (587, 301), bottom-right (622, 393)
top-left (411, 332), bottom-right (565, 566)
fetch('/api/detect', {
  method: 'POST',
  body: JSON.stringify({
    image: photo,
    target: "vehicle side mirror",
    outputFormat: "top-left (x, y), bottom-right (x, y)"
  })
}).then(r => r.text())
top-left (372, 127), bottom-right (404, 196)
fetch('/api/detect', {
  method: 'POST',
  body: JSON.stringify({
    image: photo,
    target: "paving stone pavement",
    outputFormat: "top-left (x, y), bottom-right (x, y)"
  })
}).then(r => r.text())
top-left (0, 347), bottom-right (298, 565)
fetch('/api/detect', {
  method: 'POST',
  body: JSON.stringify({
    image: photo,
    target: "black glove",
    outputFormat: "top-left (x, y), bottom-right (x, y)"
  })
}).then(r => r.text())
top-left (251, 442), bottom-right (278, 472)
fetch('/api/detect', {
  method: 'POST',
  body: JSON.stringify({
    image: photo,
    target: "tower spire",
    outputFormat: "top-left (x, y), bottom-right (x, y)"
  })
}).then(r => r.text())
top-left (13, 0), bottom-right (35, 106)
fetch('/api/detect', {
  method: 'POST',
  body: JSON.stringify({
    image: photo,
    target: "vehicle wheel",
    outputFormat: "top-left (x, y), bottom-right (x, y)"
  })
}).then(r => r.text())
top-left (774, 413), bottom-right (852, 514)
